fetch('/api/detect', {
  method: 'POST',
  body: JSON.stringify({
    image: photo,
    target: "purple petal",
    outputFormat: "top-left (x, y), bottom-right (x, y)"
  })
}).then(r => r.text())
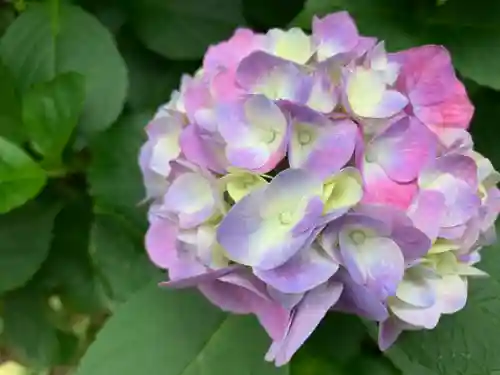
top-left (162, 172), bottom-right (219, 229)
top-left (180, 124), bottom-right (228, 174)
top-left (340, 229), bottom-right (405, 299)
top-left (217, 95), bottom-right (288, 172)
top-left (159, 265), bottom-right (244, 289)
top-left (391, 225), bottom-right (432, 261)
top-left (217, 169), bottom-right (323, 270)
top-left (420, 154), bottom-right (478, 189)
top-left (371, 90), bottom-right (408, 118)
top-left (267, 287), bottom-right (304, 309)
top-left (369, 116), bottom-right (438, 183)
top-left (200, 273), bottom-right (290, 340)
top-left (378, 317), bottom-right (404, 351)
top-left (145, 218), bottom-right (178, 269)
top-left (334, 269), bottom-right (389, 321)
top-left (408, 190), bottom-right (447, 241)
top-left (236, 51), bottom-right (311, 103)
top-left (271, 281), bottom-right (344, 366)
top-left (312, 12), bottom-right (359, 61)
top-left (430, 175), bottom-right (481, 227)
top-left (289, 108), bottom-right (357, 178)
top-left (254, 242), bottom-right (339, 294)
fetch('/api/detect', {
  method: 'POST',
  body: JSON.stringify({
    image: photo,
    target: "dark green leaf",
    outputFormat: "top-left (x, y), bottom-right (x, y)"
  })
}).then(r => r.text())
top-left (76, 284), bottom-right (288, 375)
top-left (0, 137), bottom-right (47, 213)
top-left (90, 213), bottom-right (160, 305)
top-left (0, 201), bottom-right (59, 293)
top-left (297, 312), bottom-right (367, 367)
top-left (88, 112), bottom-right (150, 227)
top-left (348, 356), bottom-right (401, 375)
top-left (22, 72), bottom-right (85, 163)
top-left (2, 286), bottom-right (59, 368)
top-left (243, 0), bottom-right (306, 30)
top-left (119, 35), bottom-right (197, 112)
top-left (40, 196), bottom-right (105, 315)
top-left (0, 59), bottom-right (22, 143)
top-left (0, 4), bottom-right (128, 135)
top-left (468, 88), bottom-right (500, 168)
top-left (132, 0), bottom-right (246, 59)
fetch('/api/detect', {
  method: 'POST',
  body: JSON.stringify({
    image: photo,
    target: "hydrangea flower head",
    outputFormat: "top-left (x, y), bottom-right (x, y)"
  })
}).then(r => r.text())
top-left (139, 11), bottom-right (499, 366)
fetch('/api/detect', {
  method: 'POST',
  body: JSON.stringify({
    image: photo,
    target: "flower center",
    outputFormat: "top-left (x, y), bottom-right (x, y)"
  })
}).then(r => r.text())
top-left (350, 230), bottom-right (366, 245)
top-left (263, 129), bottom-right (277, 144)
top-left (279, 211), bottom-right (294, 225)
top-left (298, 129), bottom-right (313, 145)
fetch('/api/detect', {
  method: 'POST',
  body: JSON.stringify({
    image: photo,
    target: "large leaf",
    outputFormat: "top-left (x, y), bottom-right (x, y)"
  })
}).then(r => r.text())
top-left (0, 201), bottom-right (59, 293)
top-left (76, 284), bottom-right (288, 375)
top-left (383, 278), bottom-right (500, 375)
top-left (0, 137), bottom-right (47, 213)
top-left (22, 72), bottom-right (85, 163)
top-left (119, 35), bottom-right (198, 112)
top-left (293, 0), bottom-right (500, 89)
top-left (1, 286), bottom-right (59, 368)
top-left (0, 59), bottom-right (22, 143)
top-left (39, 196), bottom-right (105, 315)
top-left (90, 213), bottom-right (160, 305)
top-left (88, 112), bottom-right (150, 227)
top-left (131, 0), bottom-right (246, 59)
top-left (243, 0), bottom-right (306, 30)
top-left (0, 4), bottom-right (127, 135)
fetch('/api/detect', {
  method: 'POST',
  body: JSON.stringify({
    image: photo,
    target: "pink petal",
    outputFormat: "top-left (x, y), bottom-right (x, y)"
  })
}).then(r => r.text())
top-left (361, 161), bottom-right (418, 210)
top-left (145, 218), bottom-right (178, 269)
top-left (271, 281), bottom-right (344, 366)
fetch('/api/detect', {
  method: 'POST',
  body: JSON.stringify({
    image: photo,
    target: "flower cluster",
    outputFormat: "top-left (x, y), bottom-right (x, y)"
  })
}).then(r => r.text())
top-left (139, 11), bottom-right (499, 366)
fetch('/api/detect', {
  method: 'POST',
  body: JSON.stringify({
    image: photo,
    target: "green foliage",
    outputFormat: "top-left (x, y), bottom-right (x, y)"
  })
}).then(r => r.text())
top-left (0, 3), bottom-right (128, 136)
top-left (0, 137), bottom-right (47, 212)
top-left (0, 201), bottom-right (59, 293)
top-left (75, 284), bottom-right (289, 375)
top-left (0, 60), bottom-right (23, 143)
top-left (131, 0), bottom-right (246, 59)
top-left (0, 0), bottom-right (499, 374)
top-left (22, 72), bottom-right (85, 164)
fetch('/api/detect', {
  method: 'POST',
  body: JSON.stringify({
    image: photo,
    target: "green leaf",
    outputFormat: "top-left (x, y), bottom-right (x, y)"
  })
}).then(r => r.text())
top-left (294, 0), bottom-right (500, 89)
top-left (0, 3), bottom-right (128, 136)
top-left (88, 112), bottom-right (150, 227)
top-left (383, 278), bottom-right (500, 375)
top-left (0, 59), bottom-right (23, 143)
top-left (2, 286), bottom-right (59, 368)
top-left (297, 312), bottom-right (367, 368)
top-left (76, 284), bottom-right (288, 375)
top-left (0, 137), bottom-right (47, 213)
top-left (22, 72), bottom-right (85, 163)
top-left (39, 196), bottom-right (105, 315)
top-left (131, 0), bottom-right (246, 59)
top-left (348, 356), bottom-right (401, 375)
top-left (90, 213), bottom-right (160, 305)
top-left (0, 201), bottom-right (59, 293)
top-left (243, 0), bottom-right (306, 30)
top-left (119, 35), bottom-right (198, 111)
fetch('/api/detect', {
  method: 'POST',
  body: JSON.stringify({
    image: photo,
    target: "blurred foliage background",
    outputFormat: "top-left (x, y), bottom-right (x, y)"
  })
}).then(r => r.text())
top-left (0, 0), bottom-right (498, 374)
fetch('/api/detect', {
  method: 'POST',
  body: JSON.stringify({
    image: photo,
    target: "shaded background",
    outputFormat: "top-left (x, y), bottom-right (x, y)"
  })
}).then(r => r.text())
top-left (0, 0), bottom-right (498, 374)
